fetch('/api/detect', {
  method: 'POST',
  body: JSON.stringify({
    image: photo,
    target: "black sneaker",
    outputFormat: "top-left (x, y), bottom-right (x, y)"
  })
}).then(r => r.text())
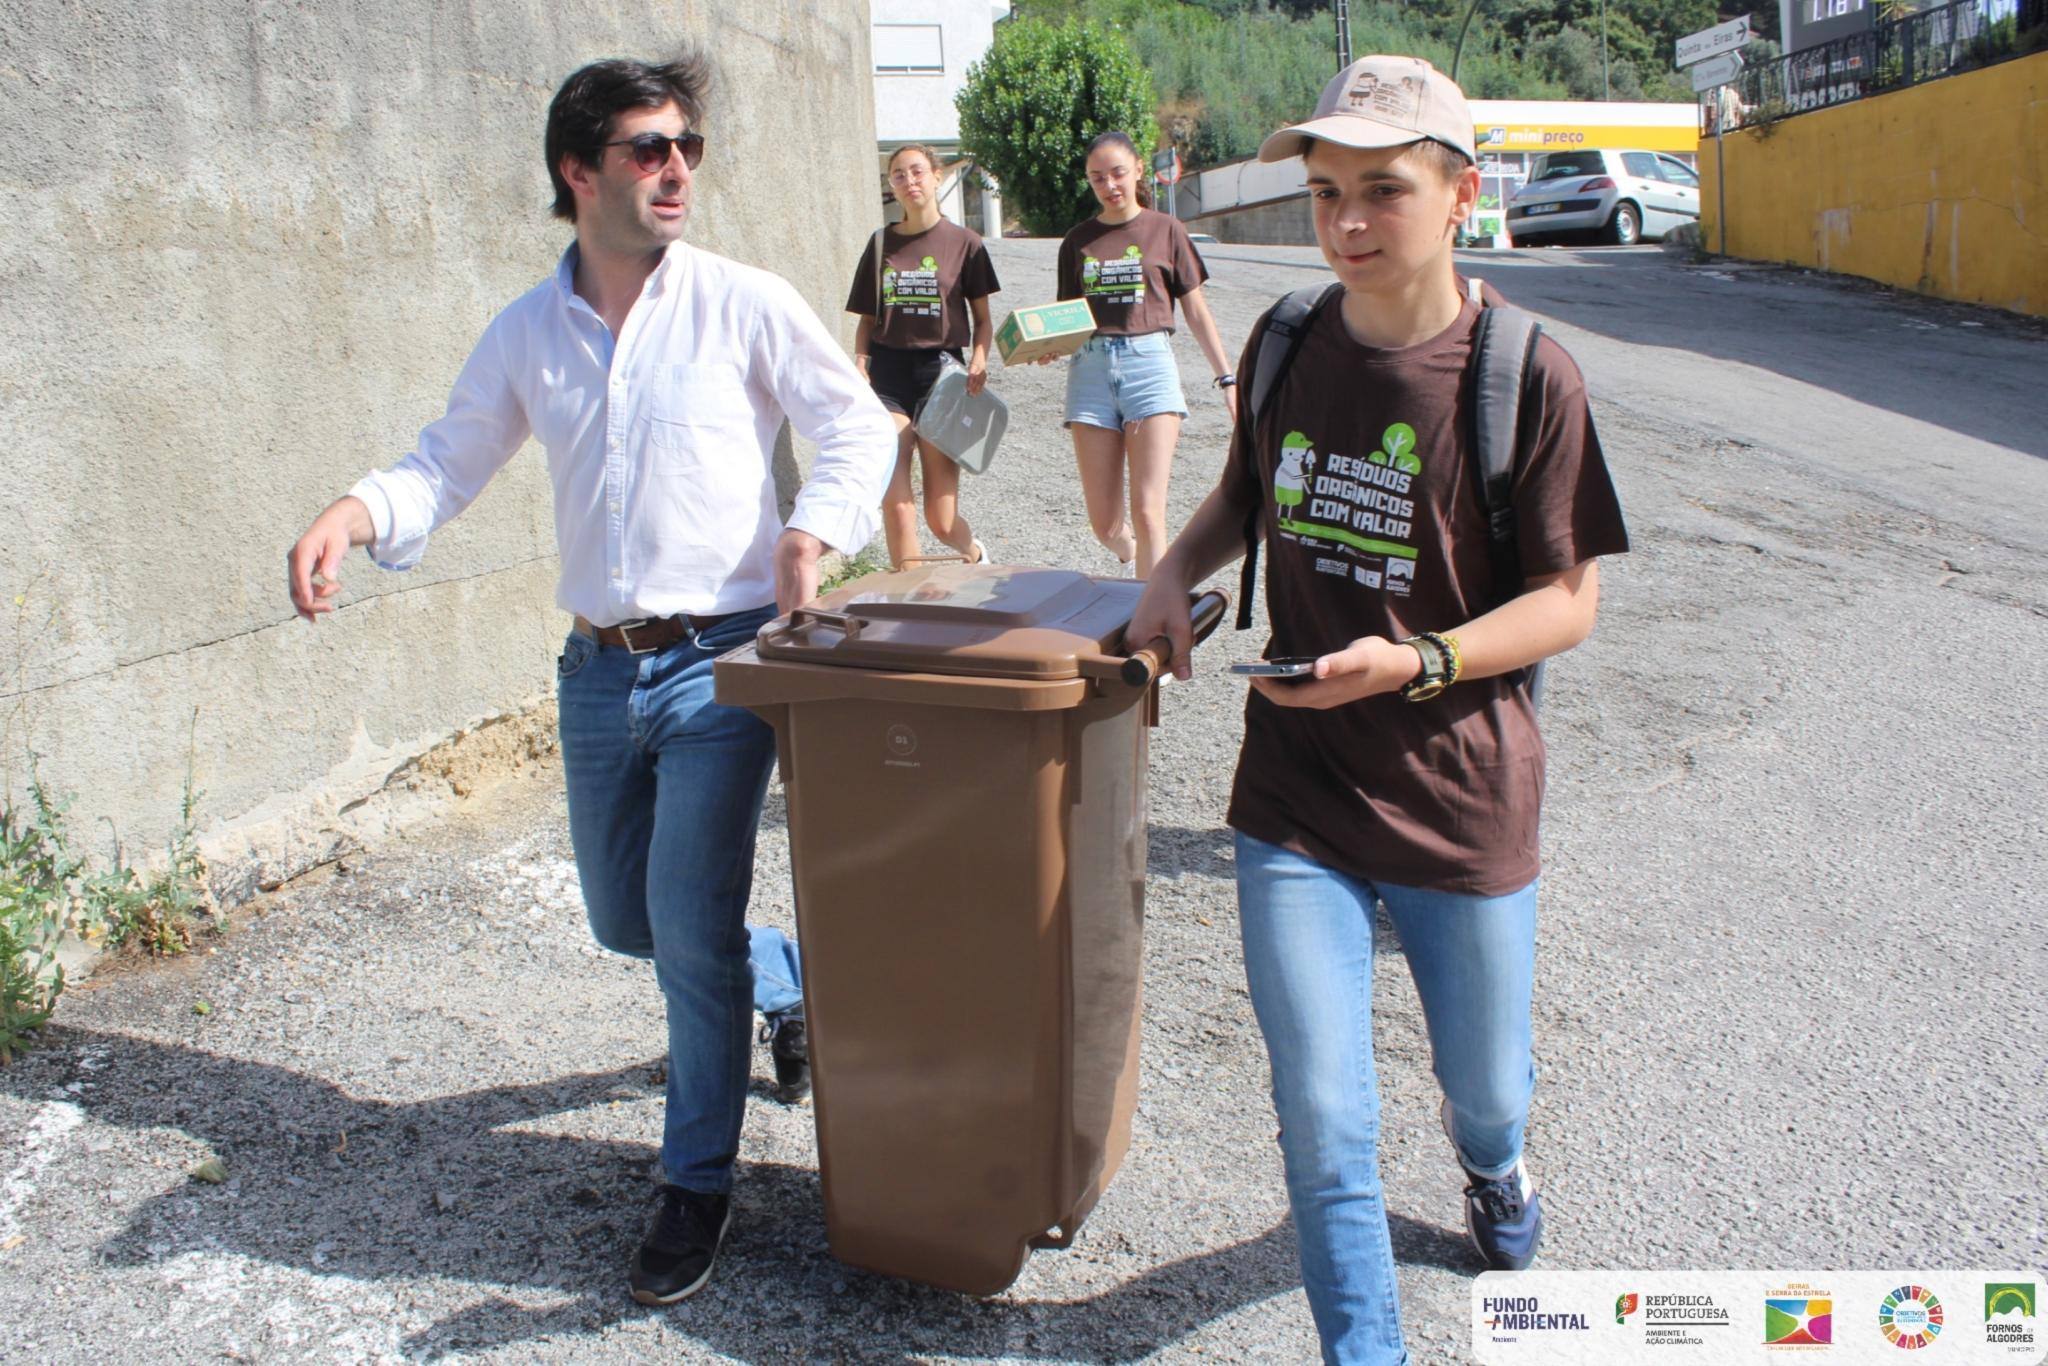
top-left (628, 1184), bottom-right (731, 1305)
top-left (760, 1012), bottom-right (809, 1103)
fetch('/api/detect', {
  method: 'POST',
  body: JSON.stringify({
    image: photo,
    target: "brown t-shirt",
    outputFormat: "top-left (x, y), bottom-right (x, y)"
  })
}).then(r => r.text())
top-left (1222, 288), bottom-right (1630, 895)
top-left (845, 219), bottom-right (1000, 350)
top-left (1056, 208), bottom-right (1209, 336)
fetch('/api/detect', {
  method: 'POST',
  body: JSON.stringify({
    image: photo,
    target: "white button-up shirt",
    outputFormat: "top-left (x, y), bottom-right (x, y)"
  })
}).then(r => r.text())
top-left (350, 241), bottom-right (896, 624)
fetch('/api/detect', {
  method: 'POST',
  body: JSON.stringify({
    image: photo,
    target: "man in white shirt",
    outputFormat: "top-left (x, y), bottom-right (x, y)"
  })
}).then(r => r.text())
top-left (284, 54), bottom-right (896, 1305)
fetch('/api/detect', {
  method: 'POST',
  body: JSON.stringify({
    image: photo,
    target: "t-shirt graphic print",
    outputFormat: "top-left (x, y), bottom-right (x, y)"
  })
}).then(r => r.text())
top-left (882, 253), bottom-right (943, 321)
top-left (1270, 422), bottom-right (1426, 594)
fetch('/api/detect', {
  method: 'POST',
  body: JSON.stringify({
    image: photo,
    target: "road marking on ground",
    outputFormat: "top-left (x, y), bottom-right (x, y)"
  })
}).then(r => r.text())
top-left (0, 1100), bottom-right (86, 1246)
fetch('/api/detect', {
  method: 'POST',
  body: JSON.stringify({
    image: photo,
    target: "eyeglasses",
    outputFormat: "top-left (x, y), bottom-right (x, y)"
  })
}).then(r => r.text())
top-left (889, 164), bottom-right (932, 185)
top-left (603, 131), bottom-right (705, 173)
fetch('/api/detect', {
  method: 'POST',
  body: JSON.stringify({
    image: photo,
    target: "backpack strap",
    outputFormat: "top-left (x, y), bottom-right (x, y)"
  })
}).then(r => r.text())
top-left (1469, 298), bottom-right (1547, 703)
top-left (869, 226), bottom-right (888, 318)
top-left (1235, 282), bottom-right (1343, 630)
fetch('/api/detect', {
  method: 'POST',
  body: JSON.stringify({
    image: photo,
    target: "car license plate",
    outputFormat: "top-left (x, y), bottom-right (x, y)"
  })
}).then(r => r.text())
top-left (1523, 203), bottom-right (1562, 215)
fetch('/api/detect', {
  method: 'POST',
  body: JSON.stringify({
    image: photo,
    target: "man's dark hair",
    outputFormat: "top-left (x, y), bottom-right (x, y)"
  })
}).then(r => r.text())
top-left (545, 53), bottom-right (712, 221)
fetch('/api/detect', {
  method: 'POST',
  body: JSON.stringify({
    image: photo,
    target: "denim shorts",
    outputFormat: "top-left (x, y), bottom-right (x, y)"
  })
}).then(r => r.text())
top-left (1063, 331), bottom-right (1188, 431)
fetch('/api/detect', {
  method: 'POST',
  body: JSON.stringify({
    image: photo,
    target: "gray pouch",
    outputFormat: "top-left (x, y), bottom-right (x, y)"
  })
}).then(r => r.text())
top-left (913, 357), bottom-right (1008, 475)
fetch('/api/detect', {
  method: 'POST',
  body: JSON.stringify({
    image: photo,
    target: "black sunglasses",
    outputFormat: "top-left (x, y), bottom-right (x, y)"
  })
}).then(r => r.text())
top-left (603, 131), bottom-right (705, 173)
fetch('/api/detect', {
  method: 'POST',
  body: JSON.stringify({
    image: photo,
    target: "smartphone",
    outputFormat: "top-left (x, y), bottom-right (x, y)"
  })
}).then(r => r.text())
top-left (1227, 656), bottom-right (1320, 679)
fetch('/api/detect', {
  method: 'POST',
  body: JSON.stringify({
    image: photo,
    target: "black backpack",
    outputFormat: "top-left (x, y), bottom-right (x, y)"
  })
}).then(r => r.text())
top-left (1235, 277), bottom-right (1549, 705)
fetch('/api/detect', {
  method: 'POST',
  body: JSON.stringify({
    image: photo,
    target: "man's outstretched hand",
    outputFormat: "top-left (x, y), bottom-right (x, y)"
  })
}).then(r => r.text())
top-left (287, 496), bottom-right (375, 623)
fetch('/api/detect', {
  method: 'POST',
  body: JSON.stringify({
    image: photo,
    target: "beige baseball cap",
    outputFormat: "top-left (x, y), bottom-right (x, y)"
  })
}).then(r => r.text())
top-left (1257, 55), bottom-right (1477, 165)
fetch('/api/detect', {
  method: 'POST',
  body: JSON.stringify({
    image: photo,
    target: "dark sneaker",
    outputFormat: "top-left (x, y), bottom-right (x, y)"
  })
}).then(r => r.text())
top-left (1461, 1161), bottom-right (1544, 1270)
top-left (628, 1184), bottom-right (731, 1305)
top-left (1441, 1098), bottom-right (1543, 1270)
top-left (761, 1012), bottom-right (809, 1103)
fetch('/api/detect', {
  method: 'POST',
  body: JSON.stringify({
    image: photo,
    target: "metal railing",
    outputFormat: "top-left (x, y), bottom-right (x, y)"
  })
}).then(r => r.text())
top-left (1724, 0), bottom-right (2046, 127)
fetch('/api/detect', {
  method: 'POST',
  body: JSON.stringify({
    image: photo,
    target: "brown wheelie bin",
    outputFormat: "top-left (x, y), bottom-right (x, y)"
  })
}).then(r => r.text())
top-left (714, 562), bottom-right (1226, 1295)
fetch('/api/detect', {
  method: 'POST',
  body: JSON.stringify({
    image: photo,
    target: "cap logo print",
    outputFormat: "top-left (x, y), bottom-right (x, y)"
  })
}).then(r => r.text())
top-left (1347, 74), bottom-right (1422, 125)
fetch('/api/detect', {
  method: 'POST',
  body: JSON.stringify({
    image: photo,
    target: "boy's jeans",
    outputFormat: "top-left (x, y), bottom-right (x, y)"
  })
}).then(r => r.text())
top-left (1234, 831), bottom-right (1539, 1366)
top-left (555, 606), bottom-right (802, 1194)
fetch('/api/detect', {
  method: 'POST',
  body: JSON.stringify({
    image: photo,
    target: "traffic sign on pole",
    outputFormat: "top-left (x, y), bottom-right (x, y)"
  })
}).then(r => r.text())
top-left (1151, 147), bottom-right (1182, 186)
top-left (1676, 14), bottom-right (1751, 66)
top-left (1690, 49), bottom-right (1744, 91)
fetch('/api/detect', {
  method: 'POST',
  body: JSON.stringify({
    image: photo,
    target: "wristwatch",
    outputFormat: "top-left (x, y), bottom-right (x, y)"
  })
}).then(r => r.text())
top-left (1213, 372), bottom-right (1237, 389)
top-left (1399, 636), bottom-right (1451, 702)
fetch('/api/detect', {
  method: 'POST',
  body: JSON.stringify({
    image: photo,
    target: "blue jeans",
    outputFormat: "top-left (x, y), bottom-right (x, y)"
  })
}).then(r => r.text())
top-left (556, 605), bottom-right (802, 1194)
top-left (1234, 832), bottom-right (1539, 1366)
top-left (1063, 332), bottom-right (1189, 430)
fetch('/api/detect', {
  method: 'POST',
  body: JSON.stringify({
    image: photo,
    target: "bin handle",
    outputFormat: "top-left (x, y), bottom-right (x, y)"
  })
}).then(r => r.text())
top-left (1082, 589), bottom-right (1229, 687)
top-left (763, 607), bottom-right (865, 647)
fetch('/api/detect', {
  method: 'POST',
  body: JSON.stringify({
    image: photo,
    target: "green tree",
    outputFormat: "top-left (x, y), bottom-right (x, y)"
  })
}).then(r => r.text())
top-left (957, 19), bottom-right (1159, 235)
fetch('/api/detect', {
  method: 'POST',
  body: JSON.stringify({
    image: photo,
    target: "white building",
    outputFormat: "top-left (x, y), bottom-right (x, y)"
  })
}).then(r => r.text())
top-left (871, 0), bottom-right (1008, 233)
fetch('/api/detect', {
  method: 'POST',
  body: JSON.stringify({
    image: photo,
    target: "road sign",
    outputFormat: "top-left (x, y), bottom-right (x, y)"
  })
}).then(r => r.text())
top-left (1690, 50), bottom-right (1745, 91)
top-left (1676, 14), bottom-right (1751, 66)
top-left (1151, 147), bottom-right (1182, 186)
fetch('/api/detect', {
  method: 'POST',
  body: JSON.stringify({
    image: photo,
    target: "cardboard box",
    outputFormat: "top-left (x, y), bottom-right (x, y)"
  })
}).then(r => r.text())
top-left (995, 300), bottom-right (1096, 365)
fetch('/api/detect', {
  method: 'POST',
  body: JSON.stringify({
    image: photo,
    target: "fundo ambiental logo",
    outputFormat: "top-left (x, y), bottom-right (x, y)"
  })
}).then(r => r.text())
top-left (1481, 1293), bottom-right (1590, 1342)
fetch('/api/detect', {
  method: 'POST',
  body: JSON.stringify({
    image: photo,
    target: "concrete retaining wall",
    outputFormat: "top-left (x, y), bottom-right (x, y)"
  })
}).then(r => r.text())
top-left (0, 1), bottom-right (878, 898)
top-left (1188, 196), bottom-right (1317, 247)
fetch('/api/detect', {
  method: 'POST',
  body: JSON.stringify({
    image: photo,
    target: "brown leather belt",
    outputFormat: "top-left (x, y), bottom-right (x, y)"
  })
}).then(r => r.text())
top-left (574, 610), bottom-right (749, 654)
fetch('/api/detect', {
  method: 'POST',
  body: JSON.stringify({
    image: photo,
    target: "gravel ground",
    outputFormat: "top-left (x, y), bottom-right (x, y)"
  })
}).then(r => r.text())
top-left (3, 239), bottom-right (2044, 1363)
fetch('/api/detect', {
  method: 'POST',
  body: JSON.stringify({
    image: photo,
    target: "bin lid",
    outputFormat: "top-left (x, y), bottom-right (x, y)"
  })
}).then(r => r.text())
top-left (754, 563), bottom-right (1145, 681)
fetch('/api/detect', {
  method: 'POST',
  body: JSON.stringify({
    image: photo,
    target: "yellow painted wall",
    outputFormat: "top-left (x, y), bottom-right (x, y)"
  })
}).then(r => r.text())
top-left (1700, 52), bottom-right (2047, 316)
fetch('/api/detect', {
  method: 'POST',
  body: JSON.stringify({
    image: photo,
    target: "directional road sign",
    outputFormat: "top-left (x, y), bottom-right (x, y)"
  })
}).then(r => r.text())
top-left (1690, 50), bottom-right (1745, 91)
top-left (1677, 14), bottom-right (1752, 66)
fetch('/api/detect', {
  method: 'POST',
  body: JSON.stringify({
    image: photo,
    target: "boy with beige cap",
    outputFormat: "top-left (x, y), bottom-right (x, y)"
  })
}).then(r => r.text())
top-left (1128, 56), bottom-right (1628, 1364)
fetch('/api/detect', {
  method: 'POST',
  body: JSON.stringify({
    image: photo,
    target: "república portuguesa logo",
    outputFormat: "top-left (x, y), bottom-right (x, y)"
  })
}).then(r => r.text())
top-left (1985, 1282), bottom-right (2036, 1350)
top-left (1877, 1285), bottom-right (1943, 1350)
top-left (1616, 1289), bottom-right (1734, 1348)
top-left (1765, 1284), bottom-right (1833, 1348)
top-left (1481, 1293), bottom-right (1590, 1344)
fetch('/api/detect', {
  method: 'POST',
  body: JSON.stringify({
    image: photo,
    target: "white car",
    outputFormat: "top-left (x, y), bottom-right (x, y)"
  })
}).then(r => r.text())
top-left (1505, 149), bottom-right (1701, 246)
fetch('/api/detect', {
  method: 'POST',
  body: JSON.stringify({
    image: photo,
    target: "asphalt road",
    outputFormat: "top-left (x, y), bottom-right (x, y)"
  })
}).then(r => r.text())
top-left (3, 240), bottom-right (2043, 1363)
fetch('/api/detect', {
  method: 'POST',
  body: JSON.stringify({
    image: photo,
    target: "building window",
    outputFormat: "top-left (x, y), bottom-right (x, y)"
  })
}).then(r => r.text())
top-left (874, 23), bottom-right (944, 74)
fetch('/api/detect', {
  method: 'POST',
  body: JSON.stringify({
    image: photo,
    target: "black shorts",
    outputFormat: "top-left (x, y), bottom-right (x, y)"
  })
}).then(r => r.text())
top-left (867, 343), bottom-right (962, 418)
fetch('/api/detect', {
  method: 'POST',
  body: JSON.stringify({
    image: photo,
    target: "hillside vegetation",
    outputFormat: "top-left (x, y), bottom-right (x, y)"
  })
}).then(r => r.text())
top-left (1017, 0), bottom-right (1742, 165)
